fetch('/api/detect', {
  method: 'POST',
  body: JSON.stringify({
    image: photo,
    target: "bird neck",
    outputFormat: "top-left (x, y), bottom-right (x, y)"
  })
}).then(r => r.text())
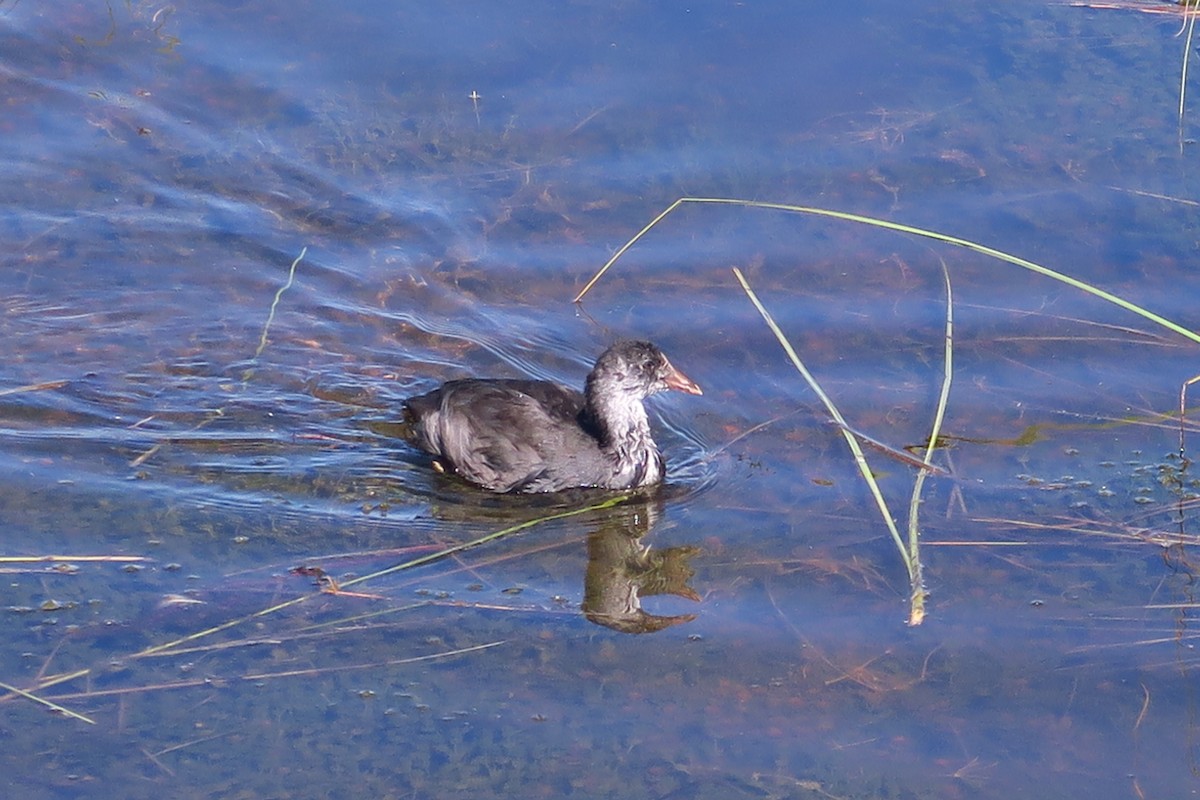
top-left (583, 376), bottom-right (653, 451)
top-left (583, 376), bottom-right (665, 487)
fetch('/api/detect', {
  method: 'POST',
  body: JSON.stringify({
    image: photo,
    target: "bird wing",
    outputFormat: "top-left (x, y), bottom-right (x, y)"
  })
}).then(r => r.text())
top-left (417, 381), bottom-right (595, 492)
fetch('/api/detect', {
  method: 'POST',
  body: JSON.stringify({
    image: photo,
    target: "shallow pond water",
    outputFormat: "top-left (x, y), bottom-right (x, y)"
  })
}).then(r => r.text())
top-left (3, 1), bottom-right (1200, 798)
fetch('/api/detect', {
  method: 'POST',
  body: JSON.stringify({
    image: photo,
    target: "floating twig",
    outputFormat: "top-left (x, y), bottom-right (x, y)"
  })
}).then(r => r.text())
top-left (0, 379), bottom-right (69, 397)
top-left (0, 554), bottom-right (148, 563)
top-left (254, 246), bottom-right (307, 359)
top-left (0, 678), bottom-right (94, 724)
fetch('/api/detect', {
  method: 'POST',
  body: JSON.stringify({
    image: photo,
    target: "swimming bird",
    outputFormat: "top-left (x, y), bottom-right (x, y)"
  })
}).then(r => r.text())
top-left (402, 340), bottom-right (701, 493)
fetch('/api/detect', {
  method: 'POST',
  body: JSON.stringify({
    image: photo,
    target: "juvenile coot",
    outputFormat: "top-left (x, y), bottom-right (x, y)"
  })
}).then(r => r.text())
top-left (402, 340), bottom-right (702, 493)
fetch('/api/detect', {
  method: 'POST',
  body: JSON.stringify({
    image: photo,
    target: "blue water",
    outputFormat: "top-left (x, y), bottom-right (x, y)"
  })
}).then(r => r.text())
top-left (3, 1), bottom-right (1200, 797)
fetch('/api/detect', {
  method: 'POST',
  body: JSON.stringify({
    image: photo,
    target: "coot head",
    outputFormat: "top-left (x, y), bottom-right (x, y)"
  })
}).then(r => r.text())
top-left (587, 340), bottom-right (703, 400)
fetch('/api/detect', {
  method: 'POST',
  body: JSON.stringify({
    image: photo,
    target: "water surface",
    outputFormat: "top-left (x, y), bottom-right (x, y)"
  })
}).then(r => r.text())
top-left (3, 1), bottom-right (1200, 798)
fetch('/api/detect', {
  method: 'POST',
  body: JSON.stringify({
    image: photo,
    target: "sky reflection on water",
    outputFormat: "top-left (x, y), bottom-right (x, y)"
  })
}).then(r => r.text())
top-left (2, 1), bottom-right (1200, 798)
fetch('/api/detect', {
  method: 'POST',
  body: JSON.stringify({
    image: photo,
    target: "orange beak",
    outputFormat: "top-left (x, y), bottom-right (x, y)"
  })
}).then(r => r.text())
top-left (663, 362), bottom-right (703, 396)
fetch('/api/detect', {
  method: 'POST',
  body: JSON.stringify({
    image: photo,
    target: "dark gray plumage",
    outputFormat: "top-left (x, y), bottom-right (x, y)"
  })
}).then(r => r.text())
top-left (403, 340), bottom-right (701, 493)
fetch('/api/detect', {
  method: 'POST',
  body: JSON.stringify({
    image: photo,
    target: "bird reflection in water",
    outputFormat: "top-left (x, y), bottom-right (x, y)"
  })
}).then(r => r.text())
top-left (582, 494), bottom-right (701, 634)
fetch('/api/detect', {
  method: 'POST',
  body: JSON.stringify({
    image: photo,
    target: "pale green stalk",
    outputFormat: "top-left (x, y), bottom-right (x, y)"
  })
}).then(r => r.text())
top-left (576, 197), bottom-right (1200, 348)
top-left (903, 260), bottom-right (954, 626)
top-left (732, 268), bottom-right (913, 584)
